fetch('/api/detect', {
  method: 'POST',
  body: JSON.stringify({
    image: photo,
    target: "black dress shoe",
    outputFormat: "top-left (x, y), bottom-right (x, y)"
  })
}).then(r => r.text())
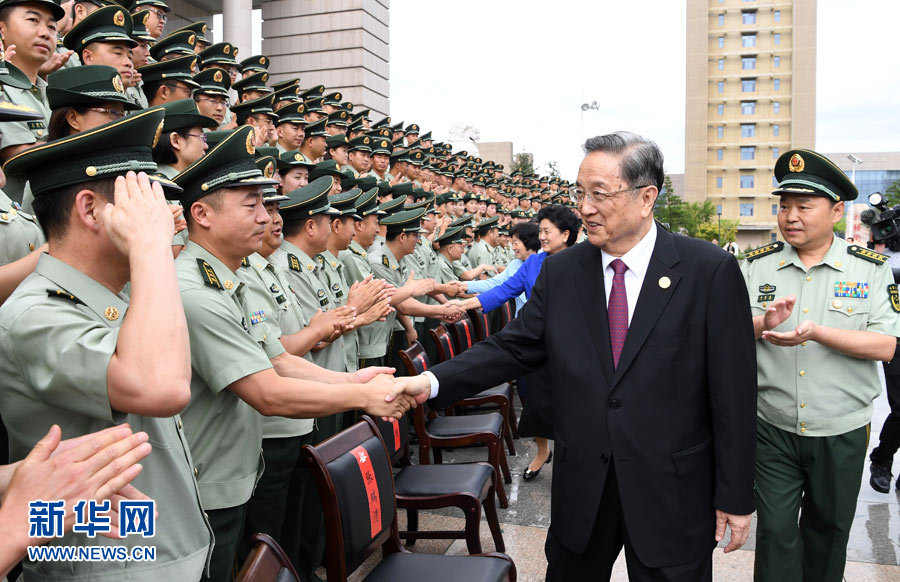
top-left (523, 450), bottom-right (553, 481)
top-left (870, 462), bottom-right (892, 494)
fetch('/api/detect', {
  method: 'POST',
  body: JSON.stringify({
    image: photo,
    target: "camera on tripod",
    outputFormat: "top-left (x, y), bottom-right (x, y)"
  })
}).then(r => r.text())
top-left (861, 192), bottom-right (900, 252)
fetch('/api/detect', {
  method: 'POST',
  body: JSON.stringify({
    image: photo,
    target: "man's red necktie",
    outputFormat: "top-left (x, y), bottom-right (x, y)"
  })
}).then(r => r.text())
top-left (608, 258), bottom-right (629, 367)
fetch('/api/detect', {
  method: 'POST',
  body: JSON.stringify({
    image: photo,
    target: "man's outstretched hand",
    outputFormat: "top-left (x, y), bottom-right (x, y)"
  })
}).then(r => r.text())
top-left (388, 375), bottom-right (431, 406)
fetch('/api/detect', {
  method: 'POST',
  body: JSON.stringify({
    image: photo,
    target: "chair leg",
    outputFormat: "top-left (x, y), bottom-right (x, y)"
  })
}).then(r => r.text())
top-left (498, 441), bottom-right (512, 484)
top-left (489, 443), bottom-right (509, 508)
top-left (433, 447), bottom-right (443, 465)
top-left (463, 502), bottom-right (484, 554)
top-left (418, 441), bottom-right (431, 465)
top-left (483, 488), bottom-right (505, 552)
top-left (501, 400), bottom-right (517, 456)
top-left (405, 508), bottom-right (419, 546)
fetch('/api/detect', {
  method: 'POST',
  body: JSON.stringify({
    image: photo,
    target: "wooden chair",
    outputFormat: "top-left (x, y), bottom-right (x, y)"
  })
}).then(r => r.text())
top-left (301, 417), bottom-right (516, 582)
top-left (235, 533), bottom-right (300, 582)
top-left (448, 316), bottom-right (476, 354)
top-left (399, 342), bottom-right (512, 508)
top-left (467, 307), bottom-right (492, 342)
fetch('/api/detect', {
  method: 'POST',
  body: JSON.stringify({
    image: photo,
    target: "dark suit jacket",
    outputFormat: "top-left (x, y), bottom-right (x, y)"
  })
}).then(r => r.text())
top-left (430, 228), bottom-right (757, 568)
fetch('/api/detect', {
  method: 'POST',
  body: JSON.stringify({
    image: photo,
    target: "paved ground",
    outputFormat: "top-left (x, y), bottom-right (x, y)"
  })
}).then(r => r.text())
top-left (322, 387), bottom-right (900, 581)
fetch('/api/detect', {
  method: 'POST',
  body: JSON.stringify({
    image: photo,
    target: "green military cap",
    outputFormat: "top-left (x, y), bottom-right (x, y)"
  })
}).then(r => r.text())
top-left (409, 187), bottom-right (430, 201)
top-left (167, 20), bottom-right (209, 46)
top-left (271, 83), bottom-right (300, 105)
top-left (0, 100), bottom-right (41, 122)
top-left (326, 109), bottom-right (349, 127)
top-left (355, 187), bottom-right (384, 217)
top-left (773, 149), bottom-right (858, 202)
top-left (391, 182), bottom-right (414, 198)
top-left (64, 5), bottom-right (135, 51)
top-left (368, 127), bottom-right (392, 140)
top-left (255, 155), bottom-right (286, 202)
top-left (435, 225), bottom-right (466, 247)
top-left (354, 108), bottom-right (371, 121)
top-left (280, 149), bottom-right (316, 169)
top-left (129, 9), bottom-right (154, 42)
top-left (232, 71), bottom-right (271, 96)
top-left (309, 159), bottom-right (343, 181)
top-left (46, 64), bottom-right (139, 110)
top-left (199, 42), bottom-right (238, 68)
top-left (255, 146), bottom-right (288, 171)
top-left (354, 175), bottom-right (378, 191)
top-left (203, 128), bottom-right (235, 149)
top-left (0, 49), bottom-right (33, 90)
top-left (159, 98), bottom-right (217, 132)
top-left (328, 188), bottom-right (361, 219)
top-left (475, 215), bottom-right (500, 232)
top-left (376, 180), bottom-right (392, 197)
top-left (173, 125), bottom-right (278, 207)
top-left (340, 101), bottom-right (353, 112)
top-left (304, 117), bottom-right (327, 137)
top-left (371, 115), bottom-right (391, 129)
top-left (4, 107), bottom-right (176, 196)
top-left (405, 195), bottom-right (434, 212)
top-left (446, 191), bottom-right (463, 202)
top-left (271, 78), bottom-right (300, 92)
top-left (381, 207), bottom-right (425, 234)
top-left (323, 91), bottom-right (342, 106)
top-left (419, 130), bottom-right (432, 141)
top-left (325, 133), bottom-right (348, 150)
top-left (149, 30), bottom-right (198, 61)
top-left (304, 96), bottom-right (325, 114)
top-left (274, 102), bottom-right (306, 125)
top-left (449, 214), bottom-right (475, 229)
top-left (0, 0), bottom-right (65, 20)
top-left (347, 118), bottom-right (364, 133)
top-left (230, 93), bottom-right (277, 124)
top-left (391, 137), bottom-right (405, 149)
top-left (339, 175), bottom-right (359, 191)
top-left (408, 150), bottom-right (425, 166)
top-left (192, 67), bottom-right (231, 97)
top-left (404, 123), bottom-right (420, 135)
top-left (370, 137), bottom-right (392, 156)
top-left (138, 54), bottom-right (199, 86)
top-left (239, 55), bottom-right (269, 74)
top-left (280, 176), bottom-right (340, 220)
top-left (389, 147), bottom-right (408, 164)
top-left (133, 0), bottom-right (169, 11)
top-left (347, 135), bottom-right (372, 153)
top-left (377, 194), bottom-right (407, 216)
top-left (390, 121), bottom-right (404, 131)
top-left (299, 85), bottom-right (324, 100)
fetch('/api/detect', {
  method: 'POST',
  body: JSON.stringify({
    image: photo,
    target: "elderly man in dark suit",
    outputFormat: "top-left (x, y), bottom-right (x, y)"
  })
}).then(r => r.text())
top-left (400, 131), bottom-right (758, 581)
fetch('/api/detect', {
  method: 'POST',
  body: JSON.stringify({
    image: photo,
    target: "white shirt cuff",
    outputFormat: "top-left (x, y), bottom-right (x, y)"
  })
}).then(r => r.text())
top-left (422, 370), bottom-right (439, 398)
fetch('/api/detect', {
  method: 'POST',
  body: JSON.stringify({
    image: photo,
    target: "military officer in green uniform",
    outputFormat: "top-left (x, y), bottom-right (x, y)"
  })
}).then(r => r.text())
top-left (467, 215), bottom-right (499, 276)
top-left (743, 149), bottom-right (900, 582)
top-left (127, 7), bottom-right (154, 109)
top-left (172, 127), bottom-right (413, 581)
top-left (273, 101), bottom-right (306, 154)
top-left (0, 101), bottom-right (44, 266)
top-left (191, 66), bottom-right (231, 126)
top-left (0, 107), bottom-right (213, 580)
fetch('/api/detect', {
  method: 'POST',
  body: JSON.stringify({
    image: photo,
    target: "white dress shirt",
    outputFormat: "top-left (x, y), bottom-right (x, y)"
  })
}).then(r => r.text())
top-left (424, 222), bottom-right (659, 398)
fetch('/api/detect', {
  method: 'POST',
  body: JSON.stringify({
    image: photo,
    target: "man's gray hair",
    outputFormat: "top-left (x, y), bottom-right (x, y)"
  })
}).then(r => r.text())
top-left (583, 131), bottom-right (665, 192)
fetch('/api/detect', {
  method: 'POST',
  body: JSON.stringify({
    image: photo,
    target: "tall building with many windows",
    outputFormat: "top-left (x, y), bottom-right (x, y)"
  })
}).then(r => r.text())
top-left (685, 0), bottom-right (816, 248)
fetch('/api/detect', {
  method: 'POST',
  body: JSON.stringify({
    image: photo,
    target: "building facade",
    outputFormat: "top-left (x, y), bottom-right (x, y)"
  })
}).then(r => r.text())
top-left (685, 0), bottom-right (816, 248)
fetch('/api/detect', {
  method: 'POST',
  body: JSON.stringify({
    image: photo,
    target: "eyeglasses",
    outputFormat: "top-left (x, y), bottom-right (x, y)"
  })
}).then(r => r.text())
top-left (195, 95), bottom-right (229, 107)
top-left (185, 133), bottom-right (208, 144)
top-left (150, 8), bottom-right (168, 23)
top-left (163, 82), bottom-right (192, 96)
top-left (87, 107), bottom-right (126, 119)
top-left (573, 185), bottom-right (652, 205)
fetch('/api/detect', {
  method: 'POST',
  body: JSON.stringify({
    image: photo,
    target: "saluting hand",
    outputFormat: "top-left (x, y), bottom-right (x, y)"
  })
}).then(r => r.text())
top-left (100, 172), bottom-right (173, 256)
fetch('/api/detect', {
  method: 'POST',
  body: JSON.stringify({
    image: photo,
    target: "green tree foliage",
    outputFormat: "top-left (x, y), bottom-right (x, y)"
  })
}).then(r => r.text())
top-left (884, 178), bottom-right (900, 206)
top-left (511, 152), bottom-right (534, 175)
top-left (654, 175), bottom-right (738, 242)
top-left (545, 160), bottom-right (561, 179)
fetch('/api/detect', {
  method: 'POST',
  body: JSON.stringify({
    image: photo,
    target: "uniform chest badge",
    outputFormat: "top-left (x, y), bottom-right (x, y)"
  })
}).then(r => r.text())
top-left (250, 310), bottom-right (267, 325)
top-left (834, 281), bottom-right (868, 298)
top-left (889, 284), bottom-right (900, 313)
top-left (759, 283), bottom-right (776, 294)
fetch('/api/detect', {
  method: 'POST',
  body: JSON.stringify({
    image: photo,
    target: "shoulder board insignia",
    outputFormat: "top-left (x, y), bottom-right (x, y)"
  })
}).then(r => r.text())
top-left (288, 253), bottom-right (301, 272)
top-left (349, 246), bottom-right (363, 256)
top-left (197, 259), bottom-right (223, 289)
top-left (847, 245), bottom-right (888, 265)
top-left (46, 289), bottom-right (83, 304)
top-left (746, 241), bottom-right (784, 262)
top-left (889, 284), bottom-right (900, 313)
top-left (315, 254), bottom-right (325, 265)
top-left (382, 255), bottom-right (390, 267)
top-left (241, 257), bottom-right (250, 267)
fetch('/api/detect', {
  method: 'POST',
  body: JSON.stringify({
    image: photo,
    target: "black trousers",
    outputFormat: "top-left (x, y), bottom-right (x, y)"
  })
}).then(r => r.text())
top-left (545, 462), bottom-right (712, 582)
top-left (203, 504), bottom-right (247, 582)
top-left (871, 357), bottom-right (900, 468)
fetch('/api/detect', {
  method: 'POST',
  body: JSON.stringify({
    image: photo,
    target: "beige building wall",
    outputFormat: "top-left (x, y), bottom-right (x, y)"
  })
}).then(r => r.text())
top-left (685, 0), bottom-right (817, 249)
top-left (260, 0), bottom-right (390, 117)
top-left (476, 142), bottom-right (514, 173)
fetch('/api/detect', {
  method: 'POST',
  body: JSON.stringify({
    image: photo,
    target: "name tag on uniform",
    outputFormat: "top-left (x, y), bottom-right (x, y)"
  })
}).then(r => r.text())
top-left (27, 121), bottom-right (45, 130)
top-left (834, 281), bottom-right (868, 298)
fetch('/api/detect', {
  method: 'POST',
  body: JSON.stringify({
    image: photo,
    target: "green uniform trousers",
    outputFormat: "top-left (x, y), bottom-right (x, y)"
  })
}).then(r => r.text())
top-left (754, 418), bottom-right (868, 582)
top-left (203, 504), bottom-right (247, 581)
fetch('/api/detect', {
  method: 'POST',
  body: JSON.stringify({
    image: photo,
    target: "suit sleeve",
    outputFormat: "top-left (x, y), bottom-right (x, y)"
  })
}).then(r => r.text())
top-left (431, 253), bottom-right (551, 408)
top-left (477, 253), bottom-right (539, 312)
top-left (706, 253), bottom-right (758, 515)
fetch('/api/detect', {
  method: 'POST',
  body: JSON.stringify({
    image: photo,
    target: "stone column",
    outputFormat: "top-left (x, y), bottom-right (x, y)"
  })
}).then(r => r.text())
top-left (261, 0), bottom-right (389, 117)
top-left (223, 0), bottom-right (253, 58)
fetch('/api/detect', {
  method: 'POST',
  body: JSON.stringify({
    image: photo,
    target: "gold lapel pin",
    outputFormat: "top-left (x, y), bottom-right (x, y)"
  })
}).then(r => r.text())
top-left (104, 306), bottom-right (119, 321)
top-left (658, 276), bottom-right (671, 289)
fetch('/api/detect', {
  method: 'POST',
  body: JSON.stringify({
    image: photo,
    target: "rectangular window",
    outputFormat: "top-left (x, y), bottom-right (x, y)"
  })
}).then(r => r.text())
top-left (774, 33), bottom-right (781, 45)
top-left (740, 203), bottom-right (754, 216)
top-left (717, 103), bottom-right (724, 115)
top-left (772, 204), bottom-right (778, 215)
top-left (740, 146), bottom-right (756, 160)
top-left (773, 101), bottom-right (780, 114)
top-left (770, 232), bottom-right (777, 242)
top-left (716, 176), bottom-right (723, 189)
top-left (772, 175), bottom-right (779, 187)
top-left (742, 34), bottom-right (757, 47)
top-left (717, 148), bottom-right (724, 161)
top-left (740, 175), bottom-right (755, 189)
top-left (773, 79), bottom-right (780, 91)
top-left (741, 124), bottom-right (756, 137)
top-left (742, 56), bottom-right (757, 70)
top-left (773, 55), bottom-right (780, 67)
top-left (718, 13), bottom-right (725, 26)
top-left (718, 58), bottom-right (725, 70)
top-left (718, 36), bottom-right (725, 48)
top-left (772, 124), bottom-right (780, 136)
top-left (772, 147), bottom-right (779, 159)
top-left (741, 78), bottom-right (756, 92)
top-left (741, 101), bottom-right (756, 115)
top-left (742, 11), bottom-right (756, 25)
top-left (717, 125), bottom-right (724, 138)
top-left (774, 10), bottom-right (781, 22)
top-left (717, 81), bottom-right (725, 94)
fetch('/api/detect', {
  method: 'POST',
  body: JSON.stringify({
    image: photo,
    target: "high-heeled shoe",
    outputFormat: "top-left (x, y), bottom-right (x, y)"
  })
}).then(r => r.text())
top-left (522, 450), bottom-right (553, 481)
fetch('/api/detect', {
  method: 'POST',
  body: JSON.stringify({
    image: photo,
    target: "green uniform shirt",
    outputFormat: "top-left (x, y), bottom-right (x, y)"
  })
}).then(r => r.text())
top-left (126, 82), bottom-right (149, 110)
top-left (239, 252), bottom-right (315, 439)
top-left (177, 241), bottom-right (275, 510)
top-left (742, 237), bottom-right (900, 437)
top-left (0, 77), bottom-right (50, 203)
top-left (368, 242), bottom-right (408, 354)
top-left (492, 244), bottom-right (510, 267)
top-left (436, 253), bottom-right (457, 286)
top-left (367, 234), bottom-right (385, 255)
top-left (0, 254), bottom-right (211, 581)
top-left (315, 249), bottom-right (358, 372)
top-left (0, 188), bottom-right (43, 265)
top-left (339, 240), bottom-right (386, 359)
top-left (467, 239), bottom-right (495, 273)
top-left (156, 165), bottom-right (189, 247)
top-left (271, 240), bottom-right (346, 372)
top-left (56, 42), bottom-right (81, 69)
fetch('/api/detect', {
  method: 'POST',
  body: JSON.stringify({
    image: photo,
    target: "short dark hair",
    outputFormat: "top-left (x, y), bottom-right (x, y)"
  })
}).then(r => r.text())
top-left (48, 105), bottom-right (90, 141)
top-left (386, 229), bottom-right (410, 242)
top-left (583, 131), bottom-right (665, 193)
top-left (183, 190), bottom-right (224, 230)
top-left (152, 128), bottom-right (192, 166)
top-left (510, 221), bottom-right (540, 251)
top-left (536, 204), bottom-right (581, 247)
top-left (33, 178), bottom-right (116, 240)
top-left (142, 79), bottom-right (162, 103)
top-left (282, 213), bottom-right (324, 238)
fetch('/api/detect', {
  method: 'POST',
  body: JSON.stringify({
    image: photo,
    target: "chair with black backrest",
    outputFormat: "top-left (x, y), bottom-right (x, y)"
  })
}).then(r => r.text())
top-left (399, 341), bottom-right (512, 508)
top-left (429, 324), bottom-right (517, 456)
top-left (373, 414), bottom-right (505, 554)
top-left (448, 315), bottom-right (475, 354)
top-left (467, 307), bottom-right (493, 342)
top-left (301, 417), bottom-right (516, 582)
top-left (498, 299), bottom-right (515, 330)
top-left (235, 533), bottom-right (300, 582)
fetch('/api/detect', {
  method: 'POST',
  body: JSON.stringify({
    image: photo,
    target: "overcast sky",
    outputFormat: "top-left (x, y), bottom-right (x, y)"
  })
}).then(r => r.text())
top-left (388, 0), bottom-right (900, 180)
